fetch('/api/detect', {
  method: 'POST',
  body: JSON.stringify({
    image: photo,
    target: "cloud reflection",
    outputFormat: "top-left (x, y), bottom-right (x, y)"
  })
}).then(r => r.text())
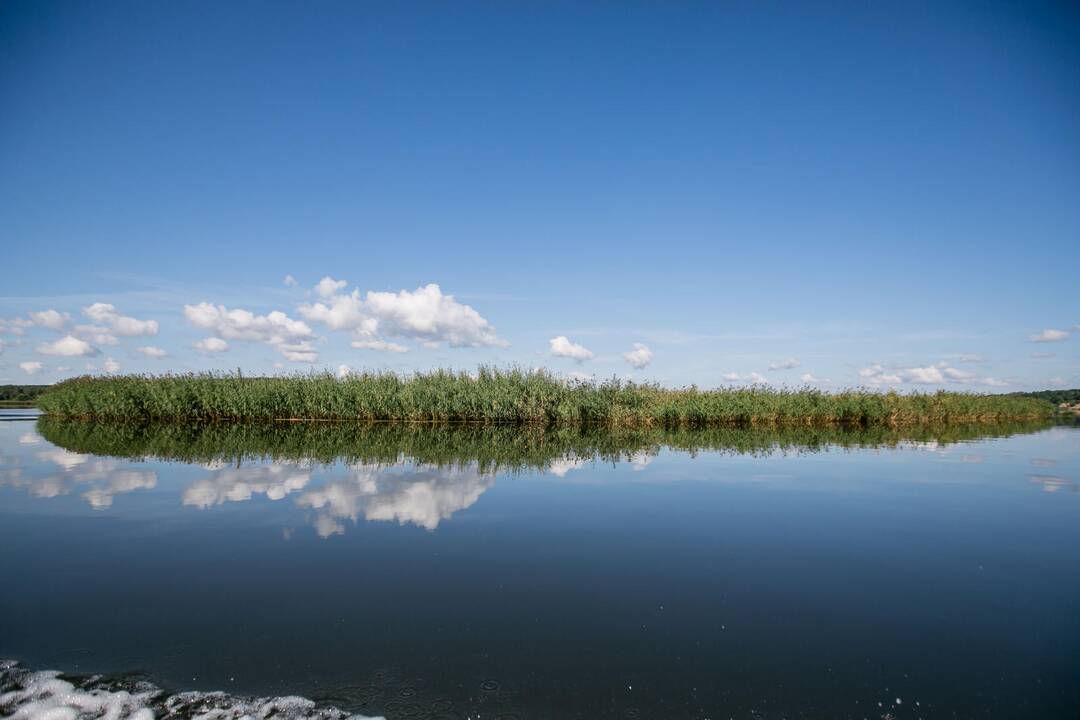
top-left (0, 449), bottom-right (156, 508)
top-left (297, 465), bottom-right (495, 536)
top-left (183, 465), bottom-right (311, 508)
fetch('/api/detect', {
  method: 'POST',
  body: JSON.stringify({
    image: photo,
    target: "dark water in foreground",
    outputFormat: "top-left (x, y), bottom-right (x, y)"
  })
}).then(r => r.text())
top-left (1, 413), bottom-right (1079, 719)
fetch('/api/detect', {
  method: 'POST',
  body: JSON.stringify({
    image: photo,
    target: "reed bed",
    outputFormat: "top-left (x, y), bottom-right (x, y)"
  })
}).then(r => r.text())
top-left (36, 369), bottom-right (1054, 426)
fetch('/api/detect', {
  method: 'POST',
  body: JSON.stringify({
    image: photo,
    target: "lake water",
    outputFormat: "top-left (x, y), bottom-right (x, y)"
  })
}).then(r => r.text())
top-left (2, 411), bottom-right (1079, 719)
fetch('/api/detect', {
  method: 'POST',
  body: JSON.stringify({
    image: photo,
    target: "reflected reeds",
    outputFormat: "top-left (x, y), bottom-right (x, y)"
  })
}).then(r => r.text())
top-left (37, 416), bottom-right (1058, 471)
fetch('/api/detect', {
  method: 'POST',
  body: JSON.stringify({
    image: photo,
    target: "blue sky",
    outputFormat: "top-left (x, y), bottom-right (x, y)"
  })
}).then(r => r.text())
top-left (1, 0), bottom-right (1077, 390)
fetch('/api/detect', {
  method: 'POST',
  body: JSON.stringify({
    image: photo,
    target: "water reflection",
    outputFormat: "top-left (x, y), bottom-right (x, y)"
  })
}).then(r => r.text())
top-left (0, 417), bottom-right (1070, 537)
top-left (297, 465), bottom-right (494, 535)
top-left (183, 464), bottom-right (311, 508)
top-left (34, 416), bottom-right (1058, 468)
top-left (0, 440), bottom-right (157, 508)
top-left (2, 417), bottom-right (1080, 718)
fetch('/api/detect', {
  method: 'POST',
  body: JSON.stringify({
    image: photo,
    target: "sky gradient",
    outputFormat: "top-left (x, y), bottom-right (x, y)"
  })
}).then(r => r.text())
top-left (2, 1), bottom-right (1078, 390)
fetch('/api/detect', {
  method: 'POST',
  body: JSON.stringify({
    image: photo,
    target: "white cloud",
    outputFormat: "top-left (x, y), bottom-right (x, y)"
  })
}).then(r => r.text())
top-left (622, 343), bottom-right (653, 369)
top-left (194, 337), bottom-right (229, 354)
top-left (278, 341), bottom-right (318, 363)
top-left (136, 346), bottom-right (168, 358)
top-left (337, 364), bottom-right (351, 378)
top-left (184, 302), bottom-right (316, 362)
top-left (905, 366), bottom-right (945, 384)
top-left (72, 326), bottom-right (118, 345)
top-left (0, 317), bottom-right (32, 335)
top-left (549, 336), bottom-right (593, 362)
top-left (37, 335), bottom-right (98, 357)
top-left (283, 274), bottom-right (298, 287)
top-left (19, 361), bottom-right (43, 375)
top-left (767, 357), bottom-right (800, 371)
top-left (299, 281), bottom-right (506, 350)
top-left (314, 276), bottom-right (348, 298)
top-left (82, 303), bottom-right (158, 337)
top-left (722, 372), bottom-right (768, 384)
top-left (860, 361), bottom-right (1008, 388)
top-left (800, 373), bottom-right (820, 383)
top-left (29, 309), bottom-right (70, 330)
top-left (1029, 329), bottom-right (1068, 343)
top-left (102, 357), bottom-right (121, 373)
top-left (351, 339), bottom-right (409, 353)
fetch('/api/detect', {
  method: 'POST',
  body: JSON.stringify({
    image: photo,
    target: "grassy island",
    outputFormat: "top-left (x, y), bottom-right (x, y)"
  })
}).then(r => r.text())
top-left (36, 369), bottom-right (1054, 426)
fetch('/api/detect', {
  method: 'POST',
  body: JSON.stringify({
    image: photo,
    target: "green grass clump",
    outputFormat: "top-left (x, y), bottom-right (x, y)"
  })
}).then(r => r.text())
top-left (36, 368), bottom-right (1055, 426)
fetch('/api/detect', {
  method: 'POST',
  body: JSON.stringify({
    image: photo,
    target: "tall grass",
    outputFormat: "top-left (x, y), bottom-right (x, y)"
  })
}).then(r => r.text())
top-left (36, 369), bottom-right (1054, 426)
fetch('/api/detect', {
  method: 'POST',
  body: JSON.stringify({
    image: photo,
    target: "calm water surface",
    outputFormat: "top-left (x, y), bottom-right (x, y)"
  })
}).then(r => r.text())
top-left (1, 412), bottom-right (1078, 719)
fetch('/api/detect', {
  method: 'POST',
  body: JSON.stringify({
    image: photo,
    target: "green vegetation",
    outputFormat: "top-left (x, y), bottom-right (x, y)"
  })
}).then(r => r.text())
top-left (1016, 388), bottom-right (1080, 407)
top-left (37, 417), bottom-right (1055, 470)
top-left (36, 369), bottom-right (1054, 426)
top-left (0, 384), bottom-right (50, 404)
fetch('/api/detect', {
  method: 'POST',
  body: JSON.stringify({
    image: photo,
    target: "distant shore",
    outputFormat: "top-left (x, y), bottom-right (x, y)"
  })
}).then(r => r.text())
top-left (32, 370), bottom-right (1055, 426)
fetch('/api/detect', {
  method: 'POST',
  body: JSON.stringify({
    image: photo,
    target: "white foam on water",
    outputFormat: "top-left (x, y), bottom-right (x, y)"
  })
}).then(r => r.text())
top-left (0, 661), bottom-right (384, 720)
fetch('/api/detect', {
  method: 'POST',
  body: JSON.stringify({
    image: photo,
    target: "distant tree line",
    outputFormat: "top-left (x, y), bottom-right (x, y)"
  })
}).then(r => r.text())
top-left (0, 385), bottom-right (50, 402)
top-left (1016, 389), bottom-right (1080, 406)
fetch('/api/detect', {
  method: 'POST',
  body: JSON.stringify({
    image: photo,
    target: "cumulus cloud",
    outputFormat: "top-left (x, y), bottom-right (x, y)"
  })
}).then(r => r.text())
top-left (622, 343), bottom-right (653, 369)
top-left (277, 341), bottom-right (318, 363)
top-left (184, 302), bottom-right (316, 362)
top-left (37, 335), bottom-right (98, 357)
top-left (337, 364), bottom-right (351, 378)
top-left (800, 373), bottom-right (822, 383)
top-left (102, 357), bottom-right (121, 373)
top-left (136, 346), bottom-right (168, 358)
top-left (351, 339), bottom-right (409, 353)
top-left (299, 280), bottom-right (506, 350)
top-left (82, 303), bottom-right (158, 337)
top-left (283, 274), bottom-right (298, 287)
top-left (859, 361), bottom-right (1007, 387)
top-left (1030, 329), bottom-right (1068, 343)
top-left (194, 337), bottom-right (229, 354)
top-left (549, 336), bottom-right (593, 362)
top-left (767, 357), bottom-right (800, 371)
top-left (29, 309), bottom-right (70, 330)
top-left (19, 361), bottom-right (43, 375)
top-left (314, 276), bottom-right (348, 298)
